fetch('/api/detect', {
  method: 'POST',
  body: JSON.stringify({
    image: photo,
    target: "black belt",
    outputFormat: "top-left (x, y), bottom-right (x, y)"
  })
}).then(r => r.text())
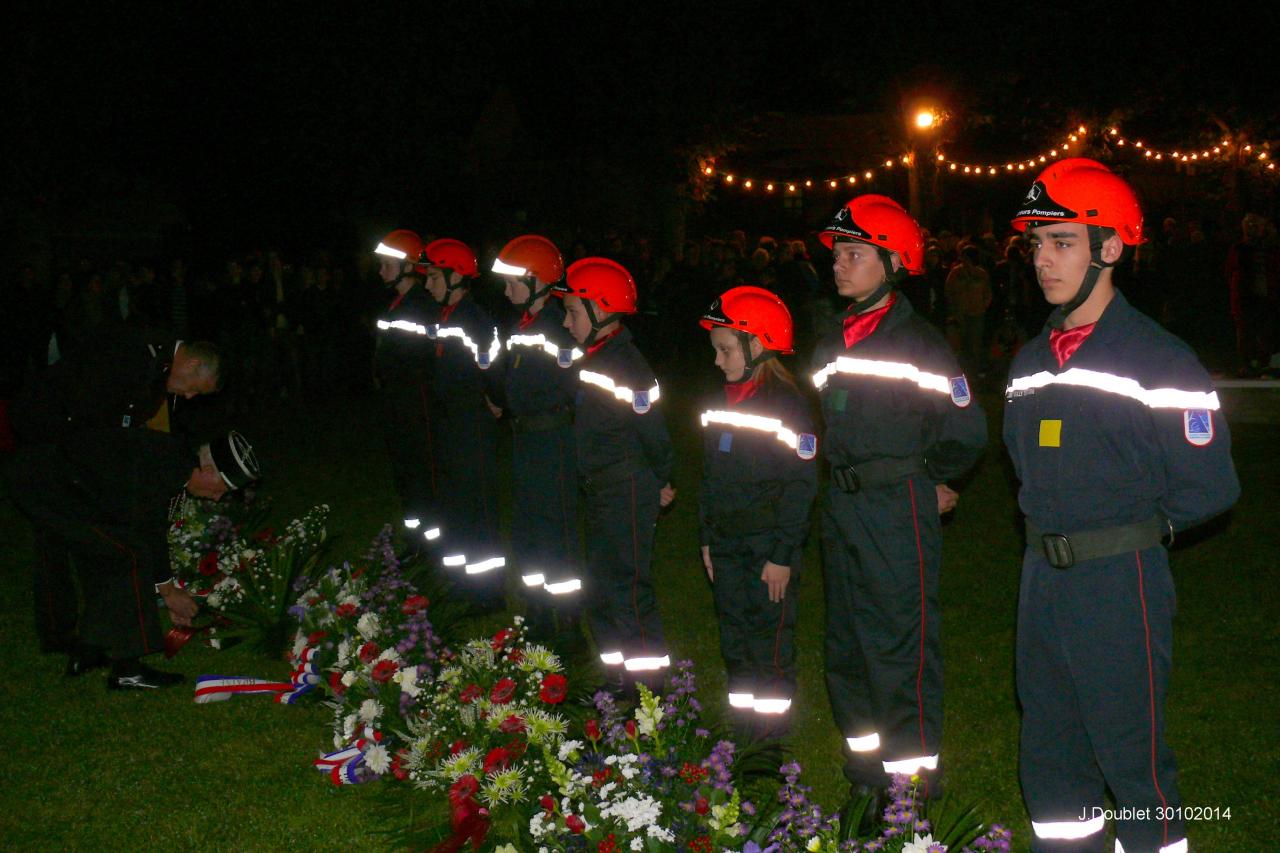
top-left (580, 459), bottom-right (645, 493)
top-left (706, 502), bottom-right (777, 536)
top-left (510, 409), bottom-right (573, 434)
top-left (1026, 516), bottom-right (1171, 569)
top-left (830, 457), bottom-right (926, 494)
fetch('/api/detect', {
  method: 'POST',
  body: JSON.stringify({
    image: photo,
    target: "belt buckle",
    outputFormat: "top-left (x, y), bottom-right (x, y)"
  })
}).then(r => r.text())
top-left (834, 465), bottom-right (861, 494)
top-left (1041, 533), bottom-right (1074, 569)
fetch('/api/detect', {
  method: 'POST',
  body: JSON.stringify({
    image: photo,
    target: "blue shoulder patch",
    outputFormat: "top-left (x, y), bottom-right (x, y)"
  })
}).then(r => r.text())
top-left (949, 375), bottom-right (972, 408)
top-left (557, 348), bottom-right (575, 368)
top-left (632, 390), bottom-right (651, 414)
top-left (797, 432), bottom-right (818, 460)
top-left (1183, 409), bottom-right (1213, 446)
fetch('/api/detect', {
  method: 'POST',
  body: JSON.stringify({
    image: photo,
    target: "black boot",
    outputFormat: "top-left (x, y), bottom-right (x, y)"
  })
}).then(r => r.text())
top-left (65, 643), bottom-right (109, 677)
top-left (107, 659), bottom-right (185, 690)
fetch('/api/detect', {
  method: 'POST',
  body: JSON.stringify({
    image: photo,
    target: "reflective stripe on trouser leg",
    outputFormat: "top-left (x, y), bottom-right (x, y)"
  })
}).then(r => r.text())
top-left (512, 427), bottom-right (582, 605)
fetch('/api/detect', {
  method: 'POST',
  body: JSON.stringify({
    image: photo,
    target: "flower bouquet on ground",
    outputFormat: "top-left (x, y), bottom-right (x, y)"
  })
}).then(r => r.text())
top-left (169, 500), bottom-right (330, 655)
top-left (401, 617), bottom-right (572, 849)
top-left (741, 766), bottom-right (1013, 853)
top-left (529, 660), bottom-right (767, 852)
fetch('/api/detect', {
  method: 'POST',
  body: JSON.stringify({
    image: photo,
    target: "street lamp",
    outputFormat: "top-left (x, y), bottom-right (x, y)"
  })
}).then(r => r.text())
top-left (907, 105), bottom-right (944, 221)
top-left (915, 110), bottom-right (937, 130)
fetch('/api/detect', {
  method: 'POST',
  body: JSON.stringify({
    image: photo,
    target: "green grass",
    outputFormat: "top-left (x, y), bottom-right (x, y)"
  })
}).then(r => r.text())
top-left (1, 384), bottom-right (1275, 851)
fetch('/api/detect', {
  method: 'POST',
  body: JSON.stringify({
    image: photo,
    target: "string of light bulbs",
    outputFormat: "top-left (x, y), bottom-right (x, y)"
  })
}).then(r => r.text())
top-left (701, 124), bottom-right (1275, 193)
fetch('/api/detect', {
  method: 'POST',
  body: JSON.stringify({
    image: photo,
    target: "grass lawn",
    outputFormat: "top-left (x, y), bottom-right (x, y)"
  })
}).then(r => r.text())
top-left (1, 377), bottom-right (1275, 851)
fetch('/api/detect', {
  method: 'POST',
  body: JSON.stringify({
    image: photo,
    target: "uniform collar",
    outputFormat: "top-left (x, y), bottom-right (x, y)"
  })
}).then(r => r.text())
top-left (724, 375), bottom-right (763, 405)
top-left (585, 325), bottom-right (627, 358)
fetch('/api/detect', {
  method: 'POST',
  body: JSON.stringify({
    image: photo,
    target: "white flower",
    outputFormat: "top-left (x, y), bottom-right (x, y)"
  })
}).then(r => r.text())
top-left (376, 647), bottom-right (401, 663)
top-left (493, 845), bottom-right (518, 853)
top-left (336, 639), bottom-right (351, 666)
top-left (356, 612), bottom-right (381, 639)
top-left (342, 713), bottom-right (357, 742)
top-left (292, 633), bottom-right (307, 658)
top-left (557, 740), bottom-right (583, 761)
top-left (902, 835), bottom-right (941, 853)
top-left (395, 665), bottom-right (420, 698)
top-left (358, 699), bottom-right (383, 723)
top-left (241, 549), bottom-right (257, 561)
top-left (807, 838), bottom-right (823, 852)
top-left (364, 743), bottom-right (390, 775)
top-left (630, 840), bottom-right (643, 852)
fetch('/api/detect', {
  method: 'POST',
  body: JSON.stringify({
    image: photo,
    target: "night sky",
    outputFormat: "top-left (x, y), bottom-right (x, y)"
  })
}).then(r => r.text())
top-left (9, 1), bottom-right (1279, 253)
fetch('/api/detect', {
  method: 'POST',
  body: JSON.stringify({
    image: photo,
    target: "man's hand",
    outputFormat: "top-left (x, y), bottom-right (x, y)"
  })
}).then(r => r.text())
top-left (701, 545), bottom-right (713, 581)
top-left (761, 561), bottom-right (791, 603)
top-left (659, 483), bottom-right (676, 507)
top-left (485, 395), bottom-right (503, 419)
top-left (936, 483), bottom-right (959, 514)
top-left (158, 583), bottom-right (199, 627)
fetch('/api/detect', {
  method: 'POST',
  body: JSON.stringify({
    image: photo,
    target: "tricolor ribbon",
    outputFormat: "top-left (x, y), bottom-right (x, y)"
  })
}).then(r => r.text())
top-left (314, 726), bottom-right (382, 786)
top-left (276, 645), bottom-right (322, 704)
top-left (193, 674), bottom-right (295, 704)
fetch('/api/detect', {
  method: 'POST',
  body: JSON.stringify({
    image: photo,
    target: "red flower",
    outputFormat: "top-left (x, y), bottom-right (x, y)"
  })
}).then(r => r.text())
top-left (371, 659), bottom-right (398, 683)
top-left (584, 719), bottom-right (601, 741)
top-left (328, 670), bottom-right (346, 697)
top-left (694, 796), bottom-right (709, 815)
top-left (482, 747), bottom-right (511, 774)
top-left (491, 628), bottom-right (514, 650)
top-left (459, 683), bottom-right (483, 704)
top-left (507, 647), bottom-right (524, 663)
top-left (689, 836), bottom-right (713, 853)
top-left (390, 751), bottom-right (410, 782)
top-left (335, 603), bottom-right (357, 619)
top-left (253, 527), bottom-right (276, 543)
top-left (490, 678), bottom-right (516, 704)
top-left (504, 738), bottom-right (527, 760)
top-left (592, 768), bottom-right (612, 787)
top-left (448, 774), bottom-right (479, 804)
top-left (197, 551), bottom-right (220, 576)
top-left (540, 795), bottom-right (556, 815)
top-left (401, 594), bottom-right (429, 615)
top-left (449, 739), bottom-right (469, 756)
top-left (173, 519), bottom-right (186, 529)
top-left (624, 719), bottom-right (637, 738)
top-left (358, 642), bottom-right (380, 664)
top-left (680, 762), bottom-right (709, 784)
top-left (351, 566), bottom-right (367, 579)
top-left (498, 714), bottom-right (526, 734)
top-left (599, 834), bottom-right (618, 853)
top-left (306, 630), bottom-right (328, 644)
top-left (307, 595), bottom-right (324, 605)
top-left (539, 673), bottom-right (568, 704)
top-left (565, 814), bottom-right (586, 835)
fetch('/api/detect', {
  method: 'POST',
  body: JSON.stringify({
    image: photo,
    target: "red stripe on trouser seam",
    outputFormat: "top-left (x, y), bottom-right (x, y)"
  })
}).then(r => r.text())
top-left (629, 475), bottom-right (648, 651)
top-left (907, 479), bottom-right (928, 783)
top-left (1136, 550), bottom-right (1171, 847)
top-left (91, 527), bottom-right (152, 656)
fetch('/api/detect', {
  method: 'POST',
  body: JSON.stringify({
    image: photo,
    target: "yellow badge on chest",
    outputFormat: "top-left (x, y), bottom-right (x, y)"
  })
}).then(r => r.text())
top-left (1038, 419), bottom-right (1062, 448)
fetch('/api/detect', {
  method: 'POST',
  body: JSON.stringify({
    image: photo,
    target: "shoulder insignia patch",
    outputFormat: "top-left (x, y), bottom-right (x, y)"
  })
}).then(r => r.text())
top-left (1183, 409), bottom-right (1213, 446)
top-left (949, 375), bottom-right (972, 408)
top-left (797, 433), bottom-right (818, 460)
top-left (632, 390), bottom-right (651, 414)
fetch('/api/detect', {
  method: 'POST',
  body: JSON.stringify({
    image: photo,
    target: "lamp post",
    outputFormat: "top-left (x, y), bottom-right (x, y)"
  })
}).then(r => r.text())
top-left (908, 108), bottom-right (941, 222)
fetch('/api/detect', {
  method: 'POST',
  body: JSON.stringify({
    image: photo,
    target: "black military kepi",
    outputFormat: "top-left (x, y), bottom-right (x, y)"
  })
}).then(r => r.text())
top-left (210, 429), bottom-right (261, 489)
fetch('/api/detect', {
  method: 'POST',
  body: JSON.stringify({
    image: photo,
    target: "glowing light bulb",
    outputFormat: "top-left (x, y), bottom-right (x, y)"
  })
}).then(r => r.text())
top-left (915, 110), bottom-right (936, 129)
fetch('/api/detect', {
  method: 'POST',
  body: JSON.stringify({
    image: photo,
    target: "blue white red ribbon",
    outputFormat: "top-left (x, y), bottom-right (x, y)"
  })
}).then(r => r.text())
top-left (276, 645), bottom-right (322, 704)
top-left (193, 674), bottom-right (295, 704)
top-left (314, 726), bottom-right (382, 786)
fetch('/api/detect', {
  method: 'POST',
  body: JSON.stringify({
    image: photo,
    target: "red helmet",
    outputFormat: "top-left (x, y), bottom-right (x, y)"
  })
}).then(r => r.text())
top-left (819, 195), bottom-right (925, 274)
top-left (699, 286), bottom-right (794, 354)
top-left (553, 257), bottom-right (637, 314)
top-left (422, 238), bottom-right (479, 278)
top-left (492, 234), bottom-right (564, 284)
top-left (374, 229), bottom-right (424, 263)
top-left (1011, 158), bottom-right (1143, 245)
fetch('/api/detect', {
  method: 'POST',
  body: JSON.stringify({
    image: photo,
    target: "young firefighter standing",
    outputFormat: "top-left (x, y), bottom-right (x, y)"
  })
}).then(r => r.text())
top-left (1006, 159), bottom-right (1239, 853)
top-left (372, 229), bottom-right (444, 548)
top-left (492, 235), bottom-right (584, 636)
top-left (553, 257), bottom-right (674, 689)
top-left (697, 286), bottom-right (817, 737)
top-left (421, 238), bottom-right (506, 607)
top-left (811, 195), bottom-right (987, 795)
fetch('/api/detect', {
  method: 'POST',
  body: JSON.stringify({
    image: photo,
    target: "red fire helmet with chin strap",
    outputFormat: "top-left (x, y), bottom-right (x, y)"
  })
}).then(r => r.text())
top-left (1011, 157), bottom-right (1143, 245)
top-left (699, 285), bottom-right (795, 354)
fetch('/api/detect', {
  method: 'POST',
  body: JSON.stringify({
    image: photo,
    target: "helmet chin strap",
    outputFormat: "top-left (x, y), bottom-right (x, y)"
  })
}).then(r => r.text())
top-left (730, 331), bottom-right (774, 382)
top-left (848, 248), bottom-right (905, 315)
top-left (515, 277), bottom-right (551, 313)
top-left (1049, 224), bottom-right (1112, 330)
top-left (581, 299), bottom-right (620, 347)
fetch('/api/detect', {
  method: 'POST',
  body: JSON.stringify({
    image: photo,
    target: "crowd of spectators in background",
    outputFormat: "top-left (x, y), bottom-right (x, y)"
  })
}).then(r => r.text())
top-left (3, 210), bottom-right (1277, 422)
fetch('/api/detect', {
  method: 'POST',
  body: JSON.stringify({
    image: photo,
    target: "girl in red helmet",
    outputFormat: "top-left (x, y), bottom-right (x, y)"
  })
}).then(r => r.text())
top-left (697, 286), bottom-right (817, 737)
top-left (552, 257), bottom-right (674, 693)
top-left (812, 195), bottom-right (987, 798)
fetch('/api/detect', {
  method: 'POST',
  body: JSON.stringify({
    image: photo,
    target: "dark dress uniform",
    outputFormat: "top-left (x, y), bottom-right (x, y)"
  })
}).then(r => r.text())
top-left (9, 325), bottom-right (179, 651)
top-left (698, 375), bottom-right (817, 732)
top-left (5, 428), bottom-right (193, 661)
top-left (811, 294), bottom-right (987, 785)
top-left (429, 292), bottom-right (506, 601)
top-left (573, 326), bottom-right (673, 676)
top-left (502, 301), bottom-right (583, 610)
top-left (373, 283), bottom-right (443, 540)
top-left (1004, 292), bottom-right (1239, 853)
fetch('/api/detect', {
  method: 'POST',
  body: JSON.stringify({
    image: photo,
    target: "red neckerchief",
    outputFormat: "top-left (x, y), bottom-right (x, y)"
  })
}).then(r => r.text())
top-left (585, 327), bottom-right (623, 358)
top-left (1049, 322), bottom-right (1097, 368)
top-left (387, 290), bottom-right (407, 312)
top-left (842, 294), bottom-right (895, 349)
top-left (439, 302), bottom-right (458, 323)
top-left (518, 310), bottom-right (536, 330)
top-left (724, 375), bottom-right (762, 406)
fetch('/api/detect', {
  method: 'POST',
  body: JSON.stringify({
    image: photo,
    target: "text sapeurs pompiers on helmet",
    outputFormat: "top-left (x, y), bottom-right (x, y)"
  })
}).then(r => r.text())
top-left (550, 257), bottom-right (637, 347)
top-left (1010, 157), bottom-right (1143, 328)
top-left (699, 285), bottom-right (795, 381)
top-left (372, 229), bottom-right (427, 287)
top-left (491, 234), bottom-right (565, 312)
top-left (819, 195), bottom-right (926, 315)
